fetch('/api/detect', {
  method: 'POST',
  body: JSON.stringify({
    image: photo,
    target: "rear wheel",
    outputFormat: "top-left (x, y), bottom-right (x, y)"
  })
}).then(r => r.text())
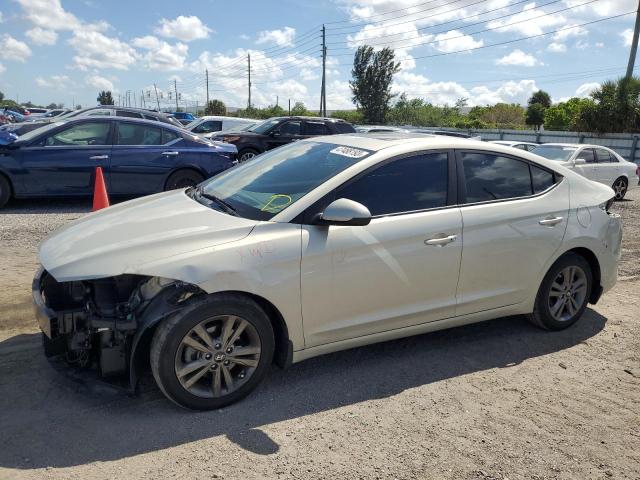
top-left (612, 177), bottom-right (628, 201)
top-left (238, 148), bottom-right (259, 163)
top-left (165, 170), bottom-right (205, 191)
top-left (0, 174), bottom-right (11, 208)
top-left (527, 253), bottom-right (592, 330)
top-left (150, 294), bottom-right (274, 410)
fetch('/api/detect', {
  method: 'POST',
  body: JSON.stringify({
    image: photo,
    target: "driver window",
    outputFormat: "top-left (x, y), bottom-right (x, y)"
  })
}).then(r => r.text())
top-left (278, 121), bottom-right (301, 135)
top-left (44, 122), bottom-right (111, 146)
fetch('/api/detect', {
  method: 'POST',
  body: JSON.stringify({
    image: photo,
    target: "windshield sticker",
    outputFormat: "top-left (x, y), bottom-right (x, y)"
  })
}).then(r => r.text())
top-left (261, 194), bottom-right (293, 213)
top-left (330, 146), bottom-right (369, 158)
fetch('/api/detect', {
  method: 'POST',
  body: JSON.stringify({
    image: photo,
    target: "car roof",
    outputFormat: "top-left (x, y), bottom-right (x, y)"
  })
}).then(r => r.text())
top-left (311, 132), bottom-right (464, 151)
top-left (61, 115), bottom-right (186, 131)
top-left (541, 143), bottom-right (611, 149)
top-left (269, 116), bottom-right (349, 123)
top-left (199, 116), bottom-right (257, 121)
top-left (491, 140), bottom-right (537, 145)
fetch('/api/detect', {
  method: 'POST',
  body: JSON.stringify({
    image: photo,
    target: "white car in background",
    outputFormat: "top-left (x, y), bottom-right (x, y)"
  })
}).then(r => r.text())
top-left (186, 116), bottom-right (257, 137)
top-left (34, 134), bottom-right (622, 409)
top-left (532, 143), bottom-right (639, 200)
top-left (490, 140), bottom-right (539, 152)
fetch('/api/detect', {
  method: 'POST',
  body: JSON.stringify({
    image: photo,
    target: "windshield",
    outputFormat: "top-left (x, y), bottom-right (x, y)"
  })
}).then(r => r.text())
top-left (532, 145), bottom-right (577, 161)
top-left (247, 118), bottom-right (280, 134)
top-left (185, 118), bottom-right (201, 129)
top-left (198, 141), bottom-right (373, 220)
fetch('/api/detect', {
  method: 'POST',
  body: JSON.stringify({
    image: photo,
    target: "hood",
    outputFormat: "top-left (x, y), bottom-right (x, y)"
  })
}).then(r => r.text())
top-left (39, 190), bottom-right (257, 282)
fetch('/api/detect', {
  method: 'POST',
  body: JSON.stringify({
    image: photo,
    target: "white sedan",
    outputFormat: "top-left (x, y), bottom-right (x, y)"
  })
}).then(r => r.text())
top-left (489, 140), bottom-right (539, 152)
top-left (531, 143), bottom-right (639, 200)
top-left (34, 134), bottom-right (622, 409)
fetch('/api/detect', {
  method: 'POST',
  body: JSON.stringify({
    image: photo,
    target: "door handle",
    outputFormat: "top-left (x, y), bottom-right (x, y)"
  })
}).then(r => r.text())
top-left (90, 155), bottom-right (109, 160)
top-left (162, 151), bottom-right (179, 156)
top-left (539, 216), bottom-right (563, 226)
top-left (425, 234), bottom-right (457, 246)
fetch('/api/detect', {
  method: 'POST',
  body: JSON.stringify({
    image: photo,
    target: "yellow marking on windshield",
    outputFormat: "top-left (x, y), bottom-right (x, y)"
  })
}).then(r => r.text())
top-left (261, 194), bottom-right (293, 212)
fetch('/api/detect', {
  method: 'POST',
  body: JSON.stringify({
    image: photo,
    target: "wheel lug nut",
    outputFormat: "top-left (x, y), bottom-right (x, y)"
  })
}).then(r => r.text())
top-left (223, 360), bottom-right (230, 366)
top-left (210, 364), bottom-right (218, 370)
top-left (204, 353), bottom-right (212, 360)
top-left (214, 343), bottom-right (222, 349)
top-left (226, 347), bottom-right (233, 353)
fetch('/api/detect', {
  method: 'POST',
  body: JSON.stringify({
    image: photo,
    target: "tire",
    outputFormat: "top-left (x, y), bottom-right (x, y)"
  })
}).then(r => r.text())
top-left (165, 170), bottom-right (205, 191)
top-left (237, 148), bottom-right (260, 163)
top-left (612, 176), bottom-right (628, 201)
top-left (150, 293), bottom-right (274, 410)
top-left (0, 174), bottom-right (11, 208)
top-left (526, 253), bottom-right (593, 331)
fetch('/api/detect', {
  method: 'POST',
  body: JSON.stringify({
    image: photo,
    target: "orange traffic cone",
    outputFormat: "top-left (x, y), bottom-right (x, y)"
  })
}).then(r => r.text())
top-left (92, 166), bottom-right (110, 211)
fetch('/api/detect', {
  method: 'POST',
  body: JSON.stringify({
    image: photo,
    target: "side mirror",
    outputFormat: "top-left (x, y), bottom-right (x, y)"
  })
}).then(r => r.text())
top-left (316, 198), bottom-right (372, 226)
top-left (270, 130), bottom-right (281, 137)
top-left (573, 158), bottom-right (587, 165)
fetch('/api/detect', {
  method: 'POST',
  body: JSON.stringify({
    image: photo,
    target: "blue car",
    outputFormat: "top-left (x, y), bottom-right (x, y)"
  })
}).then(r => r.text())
top-left (0, 116), bottom-right (237, 208)
top-left (171, 112), bottom-right (197, 126)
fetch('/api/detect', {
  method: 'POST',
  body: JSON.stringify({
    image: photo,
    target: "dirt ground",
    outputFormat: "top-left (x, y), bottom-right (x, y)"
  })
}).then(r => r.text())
top-left (0, 191), bottom-right (638, 480)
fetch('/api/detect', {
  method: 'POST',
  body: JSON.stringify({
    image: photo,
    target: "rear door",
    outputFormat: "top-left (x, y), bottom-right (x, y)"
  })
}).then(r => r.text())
top-left (108, 121), bottom-right (177, 195)
top-left (594, 148), bottom-right (618, 186)
top-left (455, 150), bottom-right (568, 315)
top-left (19, 121), bottom-right (112, 196)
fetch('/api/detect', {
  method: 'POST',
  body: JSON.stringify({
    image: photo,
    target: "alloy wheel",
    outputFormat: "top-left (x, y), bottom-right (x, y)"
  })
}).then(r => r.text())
top-left (174, 315), bottom-right (261, 398)
top-left (548, 266), bottom-right (588, 322)
top-left (613, 178), bottom-right (627, 200)
top-left (239, 152), bottom-right (256, 162)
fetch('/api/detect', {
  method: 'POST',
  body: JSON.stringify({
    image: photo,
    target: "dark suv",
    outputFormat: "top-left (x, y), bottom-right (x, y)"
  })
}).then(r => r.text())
top-left (212, 116), bottom-right (356, 162)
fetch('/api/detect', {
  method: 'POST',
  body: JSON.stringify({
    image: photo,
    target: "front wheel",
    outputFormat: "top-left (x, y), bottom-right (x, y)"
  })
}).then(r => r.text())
top-left (612, 177), bottom-right (628, 201)
top-left (527, 253), bottom-right (592, 330)
top-left (0, 174), bottom-right (11, 208)
top-left (238, 148), bottom-right (260, 163)
top-left (150, 294), bottom-right (274, 410)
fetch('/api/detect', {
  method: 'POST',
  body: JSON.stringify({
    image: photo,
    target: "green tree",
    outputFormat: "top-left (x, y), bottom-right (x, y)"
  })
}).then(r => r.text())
top-left (528, 90), bottom-right (552, 109)
top-left (46, 102), bottom-right (60, 109)
top-left (350, 45), bottom-right (401, 124)
top-left (205, 99), bottom-right (226, 115)
top-left (97, 91), bottom-right (114, 105)
top-left (576, 76), bottom-right (640, 133)
top-left (526, 103), bottom-right (546, 130)
top-left (0, 91), bottom-right (4, 102)
top-left (543, 97), bottom-right (594, 131)
top-left (290, 101), bottom-right (311, 116)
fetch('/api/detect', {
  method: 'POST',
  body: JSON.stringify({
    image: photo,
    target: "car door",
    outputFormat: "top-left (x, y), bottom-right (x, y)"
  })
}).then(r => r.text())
top-left (302, 120), bottom-right (330, 138)
top-left (265, 120), bottom-right (303, 150)
top-left (19, 120), bottom-right (112, 195)
top-left (300, 150), bottom-right (462, 347)
top-left (594, 148), bottom-right (618, 186)
top-left (574, 147), bottom-right (597, 180)
top-left (108, 121), bottom-right (175, 195)
top-left (455, 150), bottom-right (569, 315)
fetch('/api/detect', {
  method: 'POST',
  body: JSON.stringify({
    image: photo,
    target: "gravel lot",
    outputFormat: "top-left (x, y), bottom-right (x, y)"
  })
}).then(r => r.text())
top-left (0, 191), bottom-right (638, 480)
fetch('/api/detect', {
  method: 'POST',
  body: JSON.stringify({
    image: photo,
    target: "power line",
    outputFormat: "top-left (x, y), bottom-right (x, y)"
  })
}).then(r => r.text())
top-left (328, 0), bottom-right (599, 54)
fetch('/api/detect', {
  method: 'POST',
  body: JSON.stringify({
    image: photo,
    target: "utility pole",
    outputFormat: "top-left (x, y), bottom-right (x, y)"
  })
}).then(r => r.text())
top-left (276, 95), bottom-right (279, 107)
top-left (627, 0), bottom-right (640, 79)
top-left (205, 69), bottom-right (210, 106)
top-left (320, 24), bottom-right (327, 117)
top-left (247, 53), bottom-right (252, 109)
top-left (153, 83), bottom-right (160, 111)
top-left (173, 80), bottom-right (179, 111)
top-left (288, 98), bottom-right (291, 116)
top-left (141, 90), bottom-right (146, 108)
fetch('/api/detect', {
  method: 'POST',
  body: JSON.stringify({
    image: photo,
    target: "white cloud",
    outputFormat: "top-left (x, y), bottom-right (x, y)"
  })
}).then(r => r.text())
top-left (496, 49), bottom-right (541, 67)
top-left (487, 3), bottom-right (566, 36)
top-left (548, 42), bottom-right (567, 52)
top-left (391, 71), bottom-right (539, 106)
top-left (0, 35), bottom-right (32, 62)
top-left (256, 27), bottom-right (296, 47)
top-left (552, 24), bottom-right (588, 41)
top-left (0, 63), bottom-right (5, 75)
top-left (25, 27), bottom-right (58, 46)
top-left (433, 30), bottom-right (483, 53)
top-left (35, 74), bottom-right (71, 89)
top-left (156, 16), bottom-right (211, 42)
top-left (68, 30), bottom-right (138, 70)
top-left (133, 35), bottom-right (189, 71)
top-left (86, 74), bottom-right (115, 92)
top-left (576, 82), bottom-right (600, 98)
top-left (562, 0), bottom-right (637, 17)
top-left (14, 0), bottom-right (81, 30)
top-left (621, 28), bottom-right (633, 47)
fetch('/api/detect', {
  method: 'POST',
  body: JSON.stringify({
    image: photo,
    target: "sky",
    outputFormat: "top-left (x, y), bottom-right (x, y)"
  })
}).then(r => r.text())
top-left (0, 0), bottom-right (637, 111)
